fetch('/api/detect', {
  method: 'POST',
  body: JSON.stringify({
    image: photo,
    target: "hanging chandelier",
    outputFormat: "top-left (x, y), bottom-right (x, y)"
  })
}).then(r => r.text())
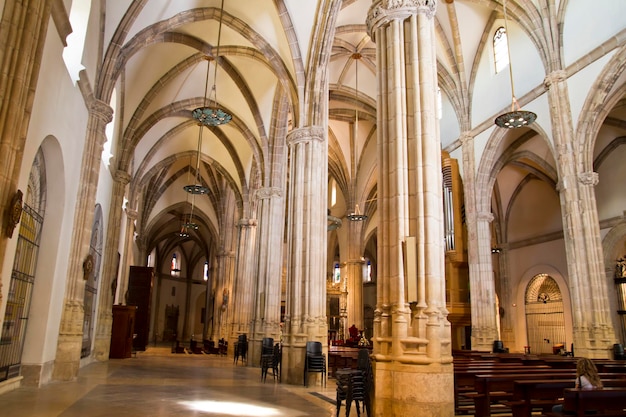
top-left (184, 0), bottom-right (230, 196)
top-left (494, 0), bottom-right (536, 129)
top-left (192, 0), bottom-right (231, 127)
top-left (179, 156), bottom-right (198, 238)
top-left (347, 204), bottom-right (367, 222)
top-left (347, 52), bottom-right (367, 222)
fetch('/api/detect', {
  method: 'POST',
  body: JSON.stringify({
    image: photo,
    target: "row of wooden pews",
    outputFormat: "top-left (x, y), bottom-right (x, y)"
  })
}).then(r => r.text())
top-left (453, 350), bottom-right (626, 417)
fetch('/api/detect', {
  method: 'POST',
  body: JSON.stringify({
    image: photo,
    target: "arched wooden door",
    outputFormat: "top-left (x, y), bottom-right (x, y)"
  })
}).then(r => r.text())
top-left (525, 274), bottom-right (566, 355)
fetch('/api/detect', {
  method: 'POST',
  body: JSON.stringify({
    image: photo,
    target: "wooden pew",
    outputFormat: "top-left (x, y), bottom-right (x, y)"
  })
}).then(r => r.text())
top-left (547, 387), bottom-right (626, 417)
top-left (470, 373), bottom-right (626, 417)
top-left (454, 365), bottom-right (552, 411)
top-left (509, 379), bottom-right (626, 417)
top-left (468, 372), bottom-right (576, 417)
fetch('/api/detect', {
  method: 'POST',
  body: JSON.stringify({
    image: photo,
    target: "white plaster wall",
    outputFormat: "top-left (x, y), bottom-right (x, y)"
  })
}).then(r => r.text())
top-left (16, 17), bottom-right (90, 366)
top-left (562, 0), bottom-right (626, 68)
top-left (471, 18), bottom-right (544, 128)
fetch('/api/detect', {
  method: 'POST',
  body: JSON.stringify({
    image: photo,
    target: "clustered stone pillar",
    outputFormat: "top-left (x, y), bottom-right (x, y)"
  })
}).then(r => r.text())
top-left (282, 126), bottom-right (328, 385)
top-left (248, 187), bottom-right (284, 365)
top-left (545, 70), bottom-right (617, 357)
top-left (93, 170), bottom-right (132, 360)
top-left (52, 95), bottom-right (113, 381)
top-left (0, 0), bottom-right (52, 301)
top-left (228, 218), bottom-right (257, 354)
top-left (346, 257), bottom-right (365, 332)
top-left (471, 212), bottom-right (500, 350)
top-left (367, 1), bottom-right (453, 414)
top-left (460, 133), bottom-right (500, 351)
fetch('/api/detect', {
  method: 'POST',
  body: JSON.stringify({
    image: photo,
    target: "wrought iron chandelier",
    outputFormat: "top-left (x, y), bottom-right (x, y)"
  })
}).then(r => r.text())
top-left (494, 0), bottom-right (536, 129)
top-left (347, 52), bottom-right (368, 222)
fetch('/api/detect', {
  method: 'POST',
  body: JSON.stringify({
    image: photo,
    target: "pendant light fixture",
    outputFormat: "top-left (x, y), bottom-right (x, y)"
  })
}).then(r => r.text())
top-left (347, 52), bottom-right (368, 222)
top-left (184, 0), bottom-right (230, 196)
top-left (179, 156), bottom-right (198, 238)
top-left (494, 0), bottom-right (536, 129)
top-left (192, 0), bottom-right (231, 127)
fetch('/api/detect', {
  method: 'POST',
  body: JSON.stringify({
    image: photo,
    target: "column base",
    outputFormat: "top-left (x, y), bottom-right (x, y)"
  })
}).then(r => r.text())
top-left (51, 334), bottom-right (82, 381)
top-left (20, 360), bottom-right (54, 387)
top-left (373, 360), bottom-right (454, 417)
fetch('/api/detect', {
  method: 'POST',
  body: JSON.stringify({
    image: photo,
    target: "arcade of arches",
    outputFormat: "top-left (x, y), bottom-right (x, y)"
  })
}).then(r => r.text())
top-left (0, 0), bottom-right (625, 415)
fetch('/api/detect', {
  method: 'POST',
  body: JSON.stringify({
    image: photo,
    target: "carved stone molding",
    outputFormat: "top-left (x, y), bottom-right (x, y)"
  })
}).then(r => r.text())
top-left (238, 218), bottom-right (258, 227)
top-left (544, 70), bottom-right (567, 89)
top-left (83, 254), bottom-right (94, 280)
top-left (460, 132), bottom-right (474, 146)
top-left (5, 189), bottom-right (23, 238)
top-left (125, 208), bottom-right (138, 220)
top-left (89, 99), bottom-right (114, 124)
top-left (286, 126), bottom-right (325, 146)
top-left (218, 250), bottom-right (236, 258)
top-left (114, 170), bottom-right (132, 185)
top-left (477, 212), bottom-right (494, 222)
top-left (578, 171), bottom-right (599, 186)
top-left (367, 0), bottom-right (437, 38)
top-left (255, 187), bottom-right (283, 200)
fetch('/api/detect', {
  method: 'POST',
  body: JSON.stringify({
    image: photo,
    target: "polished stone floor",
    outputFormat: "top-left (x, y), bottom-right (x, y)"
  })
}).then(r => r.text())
top-left (0, 346), bottom-right (342, 417)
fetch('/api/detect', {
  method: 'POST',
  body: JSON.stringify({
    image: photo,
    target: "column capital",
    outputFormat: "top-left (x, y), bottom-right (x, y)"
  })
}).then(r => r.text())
top-left (578, 171), bottom-right (599, 186)
top-left (89, 98), bottom-right (114, 124)
top-left (286, 126), bottom-right (325, 145)
top-left (544, 70), bottom-right (567, 89)
top-left (460, 132), bottom-right (474, 146)
top-left (367, 0), bottom-right (437, 39)
top-left (218, 249), bottom-right (236, 258)
top-left (125, 208), bottom-right (138, 220)
top-left (114, 170), bottom-right (131, 185)
top-left (238, 218), bottom-right (257, 227)
top-left (255, 187), bottom-right (282, 200)
top-left (477, 212), bottom-right (494, 222)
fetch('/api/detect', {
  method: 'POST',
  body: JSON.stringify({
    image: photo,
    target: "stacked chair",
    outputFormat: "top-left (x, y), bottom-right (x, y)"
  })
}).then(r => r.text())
top-left (336, 348), bottom-right (372, 417)
top-left (260, 337), bottom-right (275, 382)
top-left (234, 334), bottom-right (247, 365)
top-left (303, 341), bottom-right (326, 387)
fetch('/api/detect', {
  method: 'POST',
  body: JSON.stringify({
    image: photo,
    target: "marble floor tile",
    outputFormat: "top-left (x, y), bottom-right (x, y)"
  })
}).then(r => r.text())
top-left (0, 347), bottom-right (345, 417)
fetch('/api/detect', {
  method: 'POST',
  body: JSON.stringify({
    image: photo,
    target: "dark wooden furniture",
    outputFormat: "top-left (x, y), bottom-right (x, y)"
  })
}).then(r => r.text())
top-left (545, 387), bottom-right (626, 417)
top-left (468, 372), bottom-right (577, 417)
top-left (127, 266), bottom-right (153, 352)
top-left (510, 379), bottom-right (626, 417)
top-left (109, 305), bottom-right (136, 358)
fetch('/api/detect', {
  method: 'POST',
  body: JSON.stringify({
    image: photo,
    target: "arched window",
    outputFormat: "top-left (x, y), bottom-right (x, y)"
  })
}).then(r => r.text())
top-left (364, 259), bottom-right (372, 283)
top-left (333, 262), bottom-right (341, 284)
top-left (171, 253), bottom-right (180, 277)
top-left (493, 26), bottom-right (509, 73)
top-left (203, 261), bottom-right (209, 281)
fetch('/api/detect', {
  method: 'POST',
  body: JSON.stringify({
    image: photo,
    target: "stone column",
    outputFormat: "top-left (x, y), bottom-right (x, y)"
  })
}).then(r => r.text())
top-left (471, 212), bottom-right (499, 350)
top-left (0, 0), bottom-right (52, 302)
top-left (52, 96), bottom-right (113, 381)
top-left (282, 126), bottom-right (328, 385)
top-left (249, 187), bottom-right (284, 365)
top-left (367, 1), bottom-right (453, 414)
top-left (545, 70), bottom-right (617, 357)
top-left (228, 218), bottom-right (257, 355)
top-left (460, 133), bottom-right (500, 351)
top-left (212, 249), bottom-right (236, 341)
top-left (93, 171), bottom-right (131, 360)
top-left (346, 258), bottom-right (365, 331)
top-left (117, 206), bottom-right (138, 305)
